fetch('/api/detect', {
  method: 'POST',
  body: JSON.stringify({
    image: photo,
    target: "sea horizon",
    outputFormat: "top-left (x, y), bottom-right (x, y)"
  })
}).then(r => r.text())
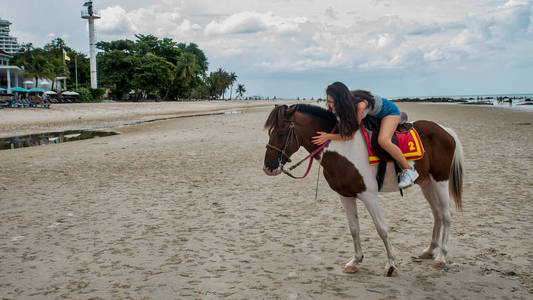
top-left (389, 92), bottom-right (533, 100)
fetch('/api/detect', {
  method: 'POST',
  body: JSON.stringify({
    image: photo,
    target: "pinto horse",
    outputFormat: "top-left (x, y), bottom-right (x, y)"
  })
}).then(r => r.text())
top-left (263, 103), bottom-right (463, 276)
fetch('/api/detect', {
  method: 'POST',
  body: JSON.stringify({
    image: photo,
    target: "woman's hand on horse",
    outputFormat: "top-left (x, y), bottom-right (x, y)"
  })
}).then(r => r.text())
top-left (312, 131), bottom-right (330, 145)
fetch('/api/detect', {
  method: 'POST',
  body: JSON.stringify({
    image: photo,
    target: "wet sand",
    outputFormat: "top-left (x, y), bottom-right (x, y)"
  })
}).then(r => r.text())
top-left (0, 102), bottom-right (532, 299)
top-left (0, 101), bottom-right (286, 138)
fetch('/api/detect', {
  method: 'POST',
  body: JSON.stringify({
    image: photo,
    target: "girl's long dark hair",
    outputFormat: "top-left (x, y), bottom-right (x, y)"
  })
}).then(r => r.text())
top-left (326, 82), bottom-right (375, 136)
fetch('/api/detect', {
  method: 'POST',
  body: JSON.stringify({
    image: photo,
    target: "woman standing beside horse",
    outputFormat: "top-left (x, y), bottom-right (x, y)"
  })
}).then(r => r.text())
top-left (312, 82), bottom-right (419, 188)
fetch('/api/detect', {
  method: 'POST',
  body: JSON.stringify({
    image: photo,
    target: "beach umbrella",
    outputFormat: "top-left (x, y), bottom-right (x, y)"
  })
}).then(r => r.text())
top-left (62, 91), bottom-right (80, 96)
top-left (44, 91), bottom-right (57, 95)
top-left (11, 87), bottom-right (28, 92)
top-left (28, 87), bottom-right (47, 93)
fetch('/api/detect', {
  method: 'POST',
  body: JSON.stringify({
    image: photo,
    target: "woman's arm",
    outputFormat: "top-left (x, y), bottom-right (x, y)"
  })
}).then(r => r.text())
top-left (357, 100), bottom-right (367, 124)
top-left (313, 100), bottom-right (365, 145)
top-left (312, 132), bottom-right (354, 145)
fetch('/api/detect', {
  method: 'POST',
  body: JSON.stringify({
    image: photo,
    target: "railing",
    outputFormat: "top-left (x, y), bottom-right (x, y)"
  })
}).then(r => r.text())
top-left (81, 10), bottom-right (100, 19)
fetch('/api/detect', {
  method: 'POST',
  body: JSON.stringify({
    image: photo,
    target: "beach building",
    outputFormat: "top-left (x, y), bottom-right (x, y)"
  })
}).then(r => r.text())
top-left (0, 49), bottom-right (23, 93)
top-left (0, 17), bottom-right (21, 54)
top-left (0, 18), bottom-right (23, 93)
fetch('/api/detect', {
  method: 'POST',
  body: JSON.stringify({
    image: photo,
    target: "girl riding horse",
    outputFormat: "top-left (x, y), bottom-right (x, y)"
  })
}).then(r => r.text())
top-left (312, 82), bottom-right (419, 188)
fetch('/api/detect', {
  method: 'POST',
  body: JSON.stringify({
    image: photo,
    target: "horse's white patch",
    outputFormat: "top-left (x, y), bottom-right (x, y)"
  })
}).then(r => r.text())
top-left (324, 130), bottom-right (400, 193)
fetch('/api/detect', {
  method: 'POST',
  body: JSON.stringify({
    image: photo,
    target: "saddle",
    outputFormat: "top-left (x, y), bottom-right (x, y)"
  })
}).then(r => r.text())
top-left (361, 112), bottom-right (424, 190)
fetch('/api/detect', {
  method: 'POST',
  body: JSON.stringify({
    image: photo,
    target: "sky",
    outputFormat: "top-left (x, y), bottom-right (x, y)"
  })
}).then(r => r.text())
top-left (1, 0), bottom-right (532, 98)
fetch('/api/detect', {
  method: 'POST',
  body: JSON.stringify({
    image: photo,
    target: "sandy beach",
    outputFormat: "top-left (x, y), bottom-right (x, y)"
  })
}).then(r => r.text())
top-left (0, 101), bottom-right (532, 299)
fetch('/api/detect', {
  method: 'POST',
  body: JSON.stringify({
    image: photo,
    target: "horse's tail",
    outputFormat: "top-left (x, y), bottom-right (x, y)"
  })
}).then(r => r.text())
top-left (443, 127), bottom-right (464, 211)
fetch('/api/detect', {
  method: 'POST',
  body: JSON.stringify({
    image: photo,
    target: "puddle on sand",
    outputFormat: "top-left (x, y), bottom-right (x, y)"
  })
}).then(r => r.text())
top-left (1, 109), bottom-right (244, 150)
top-left (0, 130), bottom-right (118, 150)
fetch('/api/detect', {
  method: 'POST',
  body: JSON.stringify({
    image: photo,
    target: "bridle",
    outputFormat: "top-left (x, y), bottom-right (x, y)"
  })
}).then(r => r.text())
top-left (266, 118), bottom-right (299, 165)
top-left (266, 117), bottom-right (336, 179)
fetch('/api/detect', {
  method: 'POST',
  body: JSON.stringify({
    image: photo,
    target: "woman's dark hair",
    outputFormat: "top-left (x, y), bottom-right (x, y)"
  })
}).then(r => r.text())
top-left (326, 82), bottom-right (376, 136)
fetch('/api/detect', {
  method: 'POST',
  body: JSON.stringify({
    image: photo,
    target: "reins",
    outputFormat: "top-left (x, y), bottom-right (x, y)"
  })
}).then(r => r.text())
top-left (266, 118), bottom-right (337, 179)
top-left (281, 128), bottom-right (334, 179)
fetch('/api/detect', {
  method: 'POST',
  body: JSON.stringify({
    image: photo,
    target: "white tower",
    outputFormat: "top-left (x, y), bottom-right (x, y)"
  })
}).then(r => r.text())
top-left (81, 1), bottom-right (100, 89)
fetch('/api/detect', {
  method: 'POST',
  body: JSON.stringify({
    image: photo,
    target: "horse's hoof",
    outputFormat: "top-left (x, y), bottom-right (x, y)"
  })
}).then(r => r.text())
top-left (343, 265), bottom-right (358, 273)
top-left (419, 252), bottom-right (434, 259)
top-left (432, 260), bottom-right (446, 269)
top-left (384, 266), bottom-right (398, 277)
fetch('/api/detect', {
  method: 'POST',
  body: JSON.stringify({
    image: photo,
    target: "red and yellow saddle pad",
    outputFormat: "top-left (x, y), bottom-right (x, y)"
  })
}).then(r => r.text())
top-left (361, 126), bottom-right (424, 166)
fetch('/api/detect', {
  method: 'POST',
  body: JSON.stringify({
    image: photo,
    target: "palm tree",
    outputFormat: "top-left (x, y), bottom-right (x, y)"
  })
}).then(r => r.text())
top-left (228, 72), bottom-right (238, 100)
top-left (24, 54), bottom-right (50, 89)
top-left (47, 57), bottom-right (68, 90)
top-left (175, 53), bottom-right (202, 97)
top-left (211, 68), bottom-right (229, 99)
top-left (176, 53), bottom-right (201, 83)
top-left (236, 84), bottom-right (246, 99)
top-left (217, 68), bottom-right (230, 99)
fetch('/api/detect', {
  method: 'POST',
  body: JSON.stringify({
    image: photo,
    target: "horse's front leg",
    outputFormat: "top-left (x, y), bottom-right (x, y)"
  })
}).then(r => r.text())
top-left (340, 196), bottom-right (364, 273)
top-left (358, 191), bottom-right (398, 276)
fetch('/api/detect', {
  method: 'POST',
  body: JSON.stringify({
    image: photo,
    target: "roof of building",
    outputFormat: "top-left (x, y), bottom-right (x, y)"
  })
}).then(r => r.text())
top-left (0, 18), bottom-right (11, 26)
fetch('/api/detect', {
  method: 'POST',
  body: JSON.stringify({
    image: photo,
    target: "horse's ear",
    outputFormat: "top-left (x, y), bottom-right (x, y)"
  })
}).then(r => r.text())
top-left (286, 105), bottom-right (297, 115)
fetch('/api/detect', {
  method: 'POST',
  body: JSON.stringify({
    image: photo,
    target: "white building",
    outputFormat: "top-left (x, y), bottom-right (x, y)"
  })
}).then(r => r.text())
top-left (0, 17), bottom-right (23, 93)
top-left (0, 17), bottom-right (21, 54)
top-left (0, 49), bottom-right (23, 92)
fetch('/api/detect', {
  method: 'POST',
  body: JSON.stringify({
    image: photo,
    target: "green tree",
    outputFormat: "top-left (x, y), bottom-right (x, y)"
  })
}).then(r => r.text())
top-left (228, 72), bottom-right (238, 100)
top-left (97, 49), bottom-right (135, 99)
top-left (204, 68), bottom-right (235, 99)
top-left (11, 43), bottom-right (34, 67)
top-left (131, 53), bottom-right (175, 99)
top-left (236, 84), bottom-right (246, 99)
top-left (47, 56), bottom-right (69, 90)
top-left (24, 54), bottom-right (50, 89)
top-left (43, 37), bottom-right (70, 57)
top-left (134, 34), bottom-right (160, 56)
top-left (66, 51), bottom-right (90, 89)
top-left (154, 37), bottom-right (182, 65)
top-left (95, 34), bottom-right (230, 101)
top-left (173, 52), bottom-right (202, 98)
top-left (178, 42), bottom-right (208, 73)
top-left (96, 39), bottom-right (136, 53)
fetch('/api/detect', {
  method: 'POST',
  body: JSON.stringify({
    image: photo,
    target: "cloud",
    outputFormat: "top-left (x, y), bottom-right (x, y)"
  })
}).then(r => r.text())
top-left (92, 0), bottom-right (533, 76)
top-left (204, 11), bottom-right (305, 35)
top-left (450, 0), bottom-right (532, 54)
top-left (95, 4), bottom-right (201, 38)
top-left (96, 6), bottom-right (135, 35)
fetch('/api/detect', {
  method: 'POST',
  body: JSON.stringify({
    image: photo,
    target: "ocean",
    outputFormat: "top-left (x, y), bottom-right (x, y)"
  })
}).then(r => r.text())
top-left (390, 93), bottom-right (533, 112)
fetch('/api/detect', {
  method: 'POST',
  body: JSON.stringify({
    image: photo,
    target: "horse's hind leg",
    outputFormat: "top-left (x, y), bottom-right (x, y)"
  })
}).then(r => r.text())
top-left (340, 196), bottom-right (364, 273)
top-left (418, 176), bottom-right (442, 259)
top-left (358, 191), bottom-right (398, 276)
top-left (419, 175), bottom-right (451, 268)
top-left (433, 179), bottom-right (452, 268)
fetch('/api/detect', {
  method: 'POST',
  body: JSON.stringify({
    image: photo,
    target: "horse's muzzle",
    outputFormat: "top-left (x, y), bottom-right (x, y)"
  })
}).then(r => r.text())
top-left (263, 166), bottom-right (282, 176)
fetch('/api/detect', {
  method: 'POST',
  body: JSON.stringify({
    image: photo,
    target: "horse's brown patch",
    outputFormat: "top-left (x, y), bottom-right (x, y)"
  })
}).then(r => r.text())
top-left (321, 151), bottom-right (366, 197)
top-left (413, 120), bottom-right (455, 182)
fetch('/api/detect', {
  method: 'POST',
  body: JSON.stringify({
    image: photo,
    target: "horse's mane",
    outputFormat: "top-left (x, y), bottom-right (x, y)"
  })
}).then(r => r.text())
top-left (295, 104), bottom-right (336, 121)
top-left (264, 104), bottom-right (335, 133)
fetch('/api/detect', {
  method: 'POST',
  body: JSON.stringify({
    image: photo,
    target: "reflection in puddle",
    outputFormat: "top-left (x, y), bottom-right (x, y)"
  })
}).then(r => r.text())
top-left (1, 109), bottom-right (245, 150)
top-left (0, 130), bottom-right (119, 150)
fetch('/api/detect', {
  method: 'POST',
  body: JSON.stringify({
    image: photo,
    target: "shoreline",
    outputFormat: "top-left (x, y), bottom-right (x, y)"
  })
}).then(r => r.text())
top-left (2, 100), bottom-right (532, 138)
top-left (0, 100), bottom-right (298, 138)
